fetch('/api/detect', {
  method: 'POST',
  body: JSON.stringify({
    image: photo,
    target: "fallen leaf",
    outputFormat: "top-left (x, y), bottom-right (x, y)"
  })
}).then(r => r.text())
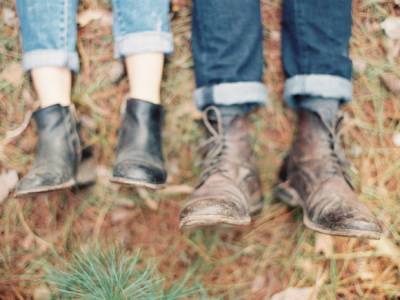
top-left (270, 287), bottom-right (316, 300)
top-left (3, 8), bottom-right (17, 27)
top-left (109, 60), bottom-right (125, 83)
top-left (251, 275), bottom-right (265, 293)
top-left (78, 9), bottom-right (112, 27)
top-left (353, 59), bottom-right (367, 74)
top-left (370, 237), bottom-right (400, 267)
top-left (385, 39), bottom-right (400, 63)
top-left (357, 260), bottom-right (375, 280)
top-left (33, 285), bottom-right (51, 300)
top-left (0, 62), bottom-right (24, 86)
top-left (297, 258), bottom-right (315, 274)
top-left (0, 170), bottom-right (18, 203)
top-left (380, 73), bottom-right (400, 95)
top-left (314, 233), bottom-right (334, 257)
top-left (381, 17), bottom-right (400, 40)
top-left (110, 208), bottom-right (134, 224)
top-left (158, 184), bottom-right (193, 196)
top-left (393, 133), bottom-right (400, 147)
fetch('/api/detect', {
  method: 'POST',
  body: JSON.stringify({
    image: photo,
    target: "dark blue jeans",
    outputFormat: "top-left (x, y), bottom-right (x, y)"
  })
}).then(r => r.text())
top-left (192, 0), bottom-right (353, 110)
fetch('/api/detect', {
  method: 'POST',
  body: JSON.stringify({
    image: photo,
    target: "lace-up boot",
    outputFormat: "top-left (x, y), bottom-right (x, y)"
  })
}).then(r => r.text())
top-left (275, 109), bottom-right (382, 239)
top-left (179, 107), bottom-right (263, 231)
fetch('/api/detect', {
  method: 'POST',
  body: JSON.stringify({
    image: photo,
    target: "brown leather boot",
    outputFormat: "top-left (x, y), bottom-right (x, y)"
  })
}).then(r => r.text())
top-left (275, 109), bottom-right (382, 239)
top-left (179, 107), bottom-right (263, 231)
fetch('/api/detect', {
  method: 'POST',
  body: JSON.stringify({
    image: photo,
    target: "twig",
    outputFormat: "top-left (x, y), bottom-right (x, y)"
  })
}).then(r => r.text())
top-left (16, 201), bottom-right (53, 250)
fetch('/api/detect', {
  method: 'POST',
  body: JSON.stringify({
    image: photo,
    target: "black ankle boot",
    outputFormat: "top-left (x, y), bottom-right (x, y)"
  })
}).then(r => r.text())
top-left (111, 98), bottom-right (167, 189)
top-left (15, 104), bottom-right (82, 196)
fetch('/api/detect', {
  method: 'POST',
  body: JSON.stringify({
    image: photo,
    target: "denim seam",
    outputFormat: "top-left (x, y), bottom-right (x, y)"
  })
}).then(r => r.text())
top-left (62, 0), bottom-right (68, 49)
top-left (113, 0), bottom-right (126, 38)
top-left (295, 0), bottom-right (308, 75)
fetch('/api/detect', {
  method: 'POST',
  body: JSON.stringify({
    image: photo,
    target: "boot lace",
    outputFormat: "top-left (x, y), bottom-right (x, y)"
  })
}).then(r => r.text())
top-left (197, 106), bottom-right (246, 185)
top-left (320, 114), bottom-right (354, 187)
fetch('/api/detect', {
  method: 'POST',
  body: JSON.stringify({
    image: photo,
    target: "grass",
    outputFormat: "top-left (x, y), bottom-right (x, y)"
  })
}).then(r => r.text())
top-left (1, 0), bottom-right (400, 299)
top-left (45, 248), bottom-right (205, 299)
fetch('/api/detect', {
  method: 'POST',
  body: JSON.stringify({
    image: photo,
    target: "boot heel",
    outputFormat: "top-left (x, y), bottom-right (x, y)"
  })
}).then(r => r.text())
top-left (75, 146), bottom-right (96, 187)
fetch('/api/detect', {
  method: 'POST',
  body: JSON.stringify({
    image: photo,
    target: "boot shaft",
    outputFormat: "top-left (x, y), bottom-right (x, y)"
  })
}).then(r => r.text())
top-left (116, 98), bottom-right (164, 163)
top-left (33, 104), bottom-right (81, 172)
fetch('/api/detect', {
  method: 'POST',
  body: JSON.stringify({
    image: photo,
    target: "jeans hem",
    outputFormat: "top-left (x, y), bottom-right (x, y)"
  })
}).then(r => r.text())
top-left (284, 74), bottom-right (352, 108)
top-left (23, 49), bottom-right (79, 72)
top-left (114, 31), bottom-right (173, 58)
top-left (194, 82), bottom-right (268, 111)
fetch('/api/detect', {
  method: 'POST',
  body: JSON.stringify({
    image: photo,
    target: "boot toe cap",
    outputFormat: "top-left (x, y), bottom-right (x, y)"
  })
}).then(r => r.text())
top-left (179, 196), bottom-right (251, 230)
top-left (307, 179), bottom-right (382, 238)
top-left (15, 170), bottom-right (72, 196)
top-left (112, 160), bottom-right (166, 186)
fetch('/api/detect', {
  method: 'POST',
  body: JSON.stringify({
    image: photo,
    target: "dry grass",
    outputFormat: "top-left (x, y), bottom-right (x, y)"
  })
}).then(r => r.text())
top-left (1, 0), bottom-right (400, 299)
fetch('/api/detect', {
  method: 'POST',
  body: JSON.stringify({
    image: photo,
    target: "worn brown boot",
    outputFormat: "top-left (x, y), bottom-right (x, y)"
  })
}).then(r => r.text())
top-left (275, 109), bottom-right (382, 239)
top-left (179, 107), bottom-right (263, 231)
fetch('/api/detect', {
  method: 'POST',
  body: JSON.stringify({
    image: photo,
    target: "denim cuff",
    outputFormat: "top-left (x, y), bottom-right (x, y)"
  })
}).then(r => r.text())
top-left (114, 31), bottom-right (174, 58)
top-left (22, 49), bottom-right (80, 72)
top-left (194, 81), bottom-right (268, 111)
top-left (284, 74), bottom-right (352, 109)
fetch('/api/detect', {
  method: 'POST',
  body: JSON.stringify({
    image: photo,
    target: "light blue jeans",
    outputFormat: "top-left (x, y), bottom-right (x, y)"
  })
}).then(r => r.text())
top-left (16, 0), bottom-right (173, 72)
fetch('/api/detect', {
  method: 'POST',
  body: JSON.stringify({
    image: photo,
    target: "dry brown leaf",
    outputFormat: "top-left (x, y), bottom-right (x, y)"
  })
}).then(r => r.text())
top-left (270, 287), bottom-right (316, 300)
top-left (33, 285), bottom-right (51, 300)
top-left (380, 73), bottom-right (400, 95)
top-left (109, 60), bottom-right (125, 83)
top-left (386, 39), bottom-right (400, 63)
top-left (314, 233), bottom-right (334, 257)
top-left (353, 59), bottom-right (367, 74)
top-left (381, 17), bottom-right (400, 40)
top-left (158, 184), bottom-right (193, 196)
top-left (370, 237), bottom-right (400, 267)
top-left (3, 8), bottom-right (17, 27)
top-left (0, 170), bottom-right (18, 203)
top-left (0, 62), bottom-right (24, 86)
top-left (251, 275), bottom-right (265, 293)
top-left (78, 9), bottom-right (112, 27)
top-left (393, 133), bottom-right (400, 147)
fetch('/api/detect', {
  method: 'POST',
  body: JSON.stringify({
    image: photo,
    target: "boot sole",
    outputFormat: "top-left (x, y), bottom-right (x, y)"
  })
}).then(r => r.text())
top-left (275, 182), bottom-right (381, 240)
top-left (179, 215), bottom-right (251, 232)
top-left (15, 179), bottom-right (76, 197)
top-left (15, 149), bottom-right (97, 198)
top-left (110, 176), bottom-right (166, 190)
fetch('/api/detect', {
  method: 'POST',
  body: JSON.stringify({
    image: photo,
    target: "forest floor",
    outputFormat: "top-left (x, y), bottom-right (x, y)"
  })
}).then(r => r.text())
top-left (1, 0), bottom-right (400, 299)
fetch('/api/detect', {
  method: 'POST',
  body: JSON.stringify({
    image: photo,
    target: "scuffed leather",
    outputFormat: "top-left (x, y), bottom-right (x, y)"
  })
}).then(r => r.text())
top-left (278, 109), bottom-right (382, 237)
top-left (16, 104), bottom-right (81, 194)
top-left (180, 107), bottom-right (263, 228)
top-left (112, 98), bottom-right (166, 185)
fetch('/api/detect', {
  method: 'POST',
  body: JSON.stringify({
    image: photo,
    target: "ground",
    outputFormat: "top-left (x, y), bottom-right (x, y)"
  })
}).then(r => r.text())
top-left (1, 0), bottom-right (400, 299)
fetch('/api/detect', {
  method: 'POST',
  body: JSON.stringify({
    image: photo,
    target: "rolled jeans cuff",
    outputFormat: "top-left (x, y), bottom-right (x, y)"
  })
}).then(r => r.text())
top-left (284, 74), bottom-right (352, 109)
top-left (22, 49), bottom-right (80, 72)
top-left (194, 81), bottom-right (268, 111)
top-left (114, 31), bottom-right (173, 58)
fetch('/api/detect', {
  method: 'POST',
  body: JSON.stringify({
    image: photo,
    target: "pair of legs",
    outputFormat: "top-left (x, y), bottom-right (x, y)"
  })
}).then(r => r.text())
top-left (180, 0), bottom-right (382, 239)
top-left (15, 0), bottom-right (172, 194)
top-left (17, 0), bottom-right (171, 106)
top-left (32, 54), bottom-right (164, 107)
